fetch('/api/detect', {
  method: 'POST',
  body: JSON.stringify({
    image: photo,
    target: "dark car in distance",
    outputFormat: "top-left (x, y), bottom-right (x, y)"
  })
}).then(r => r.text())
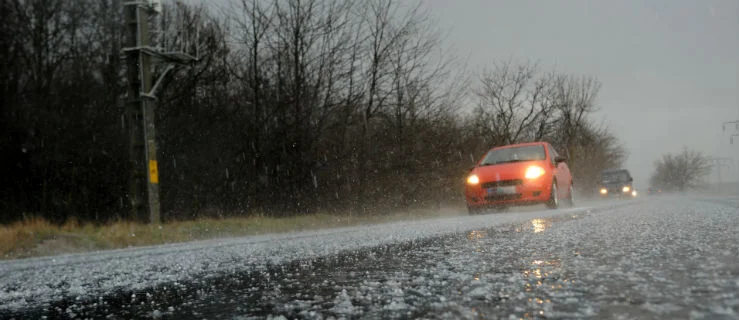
top-left (598, 169), bottom-right (636, 198)
top-left (647, 186), bottom-right (663, 195)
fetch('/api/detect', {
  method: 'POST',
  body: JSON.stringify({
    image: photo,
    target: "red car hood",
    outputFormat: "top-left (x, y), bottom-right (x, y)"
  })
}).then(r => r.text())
top-left (473, 160), bottom-right (548, 182)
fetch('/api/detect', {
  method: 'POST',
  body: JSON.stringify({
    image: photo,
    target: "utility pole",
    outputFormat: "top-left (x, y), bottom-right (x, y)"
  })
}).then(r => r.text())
top-left (123, 0), bottom-right (197, 223)
top-left (123, 1), bottom-right (156, 223)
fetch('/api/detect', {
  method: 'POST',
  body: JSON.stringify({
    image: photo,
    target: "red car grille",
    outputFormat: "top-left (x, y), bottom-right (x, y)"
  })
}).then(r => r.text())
top-left (481, 179), bottom-right (523, 188)
top-left (485, 194), bottom-right (522, 201)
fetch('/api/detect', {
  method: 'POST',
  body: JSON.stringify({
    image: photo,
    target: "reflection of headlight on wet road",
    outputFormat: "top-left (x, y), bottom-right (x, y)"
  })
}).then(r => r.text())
top-left (467, 230), bottom-right (486, 240)
top-left (531, 218), bottom-right (548, 233)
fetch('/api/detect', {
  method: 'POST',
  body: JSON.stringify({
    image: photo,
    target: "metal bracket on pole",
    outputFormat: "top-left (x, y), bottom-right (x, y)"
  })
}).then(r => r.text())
top-left (123, 46), bottom-right (198, 64)
top-left (149, 64), bottom-right (174, 97)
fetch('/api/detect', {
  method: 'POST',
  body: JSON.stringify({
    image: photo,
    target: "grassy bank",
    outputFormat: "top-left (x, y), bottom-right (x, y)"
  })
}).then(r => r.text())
top-left (0, 206), bottom-right (463, 260)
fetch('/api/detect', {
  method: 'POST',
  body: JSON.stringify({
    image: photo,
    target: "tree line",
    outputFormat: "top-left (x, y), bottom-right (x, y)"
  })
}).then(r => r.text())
top-left (0, 0), bottom-right (626, 224)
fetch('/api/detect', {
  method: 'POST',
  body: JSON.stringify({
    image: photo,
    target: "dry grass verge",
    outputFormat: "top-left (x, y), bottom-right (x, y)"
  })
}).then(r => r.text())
top-left (0, 206), bottom-right (463, 260)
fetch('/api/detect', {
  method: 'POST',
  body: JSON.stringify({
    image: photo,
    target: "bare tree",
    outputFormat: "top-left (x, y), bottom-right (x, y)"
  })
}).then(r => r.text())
top-left (551, 74), bottom-right (602, 158)
top-left (474, 60), bottom-right (555, 145)
top-left (350, 0), bottom-right (431, 209)
top-left (650, 148), bottom-right (710, 192)
top-left (375, 6), bottom-right (467, 206)
top-left (227, 0), bottom-right (275, 210)
top-left (153, 3), bottom-right (235, 218)
top-left (0, 0), bottom-right (32, 218)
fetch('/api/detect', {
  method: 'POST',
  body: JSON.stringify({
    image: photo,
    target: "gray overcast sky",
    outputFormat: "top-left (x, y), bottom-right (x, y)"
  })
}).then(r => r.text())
top-left (426, 0), bottom-right (739, 187)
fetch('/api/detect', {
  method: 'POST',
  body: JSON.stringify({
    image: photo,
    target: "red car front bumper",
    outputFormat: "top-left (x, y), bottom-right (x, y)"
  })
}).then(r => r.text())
top-left (465, 179), bottom-right (551, 208)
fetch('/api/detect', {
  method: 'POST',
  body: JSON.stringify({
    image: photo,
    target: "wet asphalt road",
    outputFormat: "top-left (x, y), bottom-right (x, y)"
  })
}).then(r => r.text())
top-left (3, 196), bottom-right (739, 319)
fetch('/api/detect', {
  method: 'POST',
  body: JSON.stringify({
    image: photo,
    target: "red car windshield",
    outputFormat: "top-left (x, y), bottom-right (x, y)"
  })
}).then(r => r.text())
top-left (479, 145), bottom-right (546, 166)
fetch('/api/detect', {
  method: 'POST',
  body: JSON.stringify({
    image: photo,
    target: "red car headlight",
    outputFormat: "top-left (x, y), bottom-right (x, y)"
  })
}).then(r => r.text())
top-left (467, 174), bottom-right (480, 185)
top-left (524, 166), bottom-right (546, 179)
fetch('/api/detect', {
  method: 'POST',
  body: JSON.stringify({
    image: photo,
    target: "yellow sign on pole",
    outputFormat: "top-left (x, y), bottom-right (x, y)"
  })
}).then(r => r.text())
top-left (149, 160), bottom-right (159, 184)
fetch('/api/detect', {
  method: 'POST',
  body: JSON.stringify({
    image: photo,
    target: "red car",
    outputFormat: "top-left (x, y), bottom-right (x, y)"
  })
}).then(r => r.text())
top-left (464, 142), bottom-right (574, 214)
